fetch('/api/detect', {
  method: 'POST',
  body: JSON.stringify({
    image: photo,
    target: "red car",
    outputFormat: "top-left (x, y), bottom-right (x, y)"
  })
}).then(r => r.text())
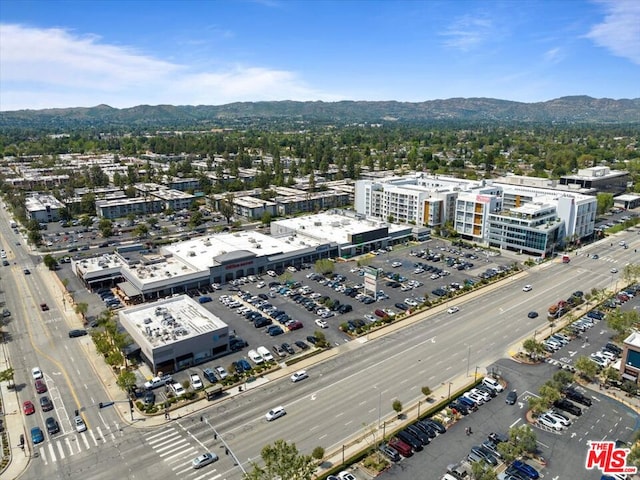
top-left (35, 379), bottom-right (47, 394)
top-left (287, 320), bottom-right (304, 331)
top-left (23, 400), bottom-right (35, 415)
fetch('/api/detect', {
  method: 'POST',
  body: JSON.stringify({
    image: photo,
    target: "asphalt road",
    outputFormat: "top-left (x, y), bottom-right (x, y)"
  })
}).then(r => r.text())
top-left (4, 204), bottom-right (639, 480)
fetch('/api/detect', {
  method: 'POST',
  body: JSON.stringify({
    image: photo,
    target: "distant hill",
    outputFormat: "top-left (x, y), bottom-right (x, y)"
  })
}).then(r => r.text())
top-left (1, 96), bottom-right (639, 131)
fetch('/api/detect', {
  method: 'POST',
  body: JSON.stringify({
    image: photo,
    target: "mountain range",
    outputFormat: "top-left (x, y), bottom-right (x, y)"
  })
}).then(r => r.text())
top-left (1, 96), bottom-right (639, 131)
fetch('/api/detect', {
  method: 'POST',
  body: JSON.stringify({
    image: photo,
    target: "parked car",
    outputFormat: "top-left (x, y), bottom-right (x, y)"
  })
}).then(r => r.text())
top-left (510, 460), bottom-right (540, 479)
top-left (506, 390), bottom-right (518, 405)
top-left (202, 368), bottom-right (217, 383)
top-left (388, 437), bottom-right (413, 457)
top-left (378, 443), bottom-right (401, 462)
top-left (554, 398), bottom-right (582, 416)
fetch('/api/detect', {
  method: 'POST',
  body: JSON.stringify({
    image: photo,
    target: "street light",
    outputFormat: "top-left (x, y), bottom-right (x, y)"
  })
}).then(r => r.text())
top-left (448, 382), bottom-right (453, 401)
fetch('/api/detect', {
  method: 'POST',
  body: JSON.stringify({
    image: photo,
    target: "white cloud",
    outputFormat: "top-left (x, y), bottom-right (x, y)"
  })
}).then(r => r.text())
top-left (586, 0), bottom-right (640, 65)
top-left (0, 23), bottom-right (336, 110)
top-left (440, 14), bottom-right (493, 51)
top-left (543, 47), bottom-right (563, 64)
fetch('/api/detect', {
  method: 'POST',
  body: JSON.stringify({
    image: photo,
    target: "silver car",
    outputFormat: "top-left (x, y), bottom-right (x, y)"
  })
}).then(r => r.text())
top-left (192, 452), bottom-right (218, 469)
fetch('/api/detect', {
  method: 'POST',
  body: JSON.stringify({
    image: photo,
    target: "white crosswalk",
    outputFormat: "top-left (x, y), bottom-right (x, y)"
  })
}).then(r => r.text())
top-left (144, 426), bottom-right (223, 480)
top-left (37, 421), bottom-right (124, 465)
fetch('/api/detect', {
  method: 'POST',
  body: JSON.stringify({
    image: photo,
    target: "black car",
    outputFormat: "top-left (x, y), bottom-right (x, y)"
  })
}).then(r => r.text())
top-left (395, 302), bottom-right (409, 311)
top-left (405, 424), bottom-right (430, 445)
top-left (68, 329), bottom-right (88, 338)
top-left (202, 368), bottom-right (217, 383)
top-left (281, 343), bottom-right (295, 355)
top-left (45, 416), bottom-right (60, 434)
top-left (604, 342), bottom-right (622, 355)
top-left (554, 398), bottom-right (582, 416)
top-left (449, 400), bottom-right (469, 415)
top-left (421, 418), bottom-right (446, 434)
top-left (527, 311), bottom-right (539, 319)
top-left (143, 391), bottom-right (156, 406)
top-left (564, 388), bottom-right (592, 406)
top-left (254, 317), bottom-right (272, 328)
top-left (413, 421), bottom-right (437, 439)
top-left (306, 335), bottom-right (318, 345)
top-left (295, 340), bottom-right (310, 350)
top-left (39, 396), bottom-right (53, 411)
top-left (396, 429), bottom-right (423, 451)
top-left (506, 390), bottom-right (518, 405)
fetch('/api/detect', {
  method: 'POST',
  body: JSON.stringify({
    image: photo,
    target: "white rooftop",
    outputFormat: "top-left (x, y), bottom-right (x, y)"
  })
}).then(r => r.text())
top-left (273, 212), bottom-right (407, 245)
top-left (163, 230), bottom-right (320, 267)
top-left (624, 331), bottom-right (640, 349)
top-left (120, 295), bottom-right (227, 349)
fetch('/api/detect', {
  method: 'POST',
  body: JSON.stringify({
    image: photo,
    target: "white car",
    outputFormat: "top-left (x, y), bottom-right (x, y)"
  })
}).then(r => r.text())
top-left (192, 452), bottom-right (218, 469)
top-left (545, 411), bottom-right (571, 427)
top-left (287, 266), bottom-right (297, 272)
top-left (74, 415), bottom-right (87, 433)
top-left (256, 281), bottom-right (265, 288)
top-left (265, 406), bottom-right (286, 421)
top-left (611, 268), bottom-right (618, 273)
top-left (338, 471), bottom-right (357, 480)
top-left (391, 262), bottom-right (402, 268)
top-left (31, 367), bottom-right (43, 380)
top-left (364, 314), bottom-right (376, 322)
top-left (190, 374), bottom-right (203, 390)
top-left (171, 383), bottom-right (186, 396)
top-left (290, 370), bottom-right (309, 383)
top-left (538, 413), bottom-right (565, 430)
top-left (447, 306), bottom-right (459, 314)
top-left (404, 298), bottom-right (418, 306)
top-left (315, 318), bottom-right (329, 329)
top-left (215, 366), bottom-right (228, 379)
top-left (266, 270), bottom-right (276, 277)
top-left (522, 285), bottom-right (532, 292)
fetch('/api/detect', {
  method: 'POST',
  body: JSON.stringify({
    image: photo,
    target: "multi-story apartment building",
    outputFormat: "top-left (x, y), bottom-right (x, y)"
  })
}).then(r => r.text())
top-left (355, 173), bottom-right (597, 256)
top-left (620, 331), bottom-right (640, 386)
top-left (25, 194), bottom-right (65, 223)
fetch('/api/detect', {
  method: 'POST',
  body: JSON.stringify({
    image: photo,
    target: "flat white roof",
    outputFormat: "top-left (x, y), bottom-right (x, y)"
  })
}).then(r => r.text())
top-left (273, 212), bottom-right (408, 245)
top-left (123, 255), bottom-right (203, 285)
top-left (624, 331), bottom-right (640, 349)
top-left (120, 295), bottom-right (227, 349)
top-left (163, 230), bottom-right (319, 267)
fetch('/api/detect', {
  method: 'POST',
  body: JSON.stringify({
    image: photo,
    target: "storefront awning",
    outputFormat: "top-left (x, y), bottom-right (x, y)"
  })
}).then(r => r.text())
top-left (117, 281), bottom-right (141, 298)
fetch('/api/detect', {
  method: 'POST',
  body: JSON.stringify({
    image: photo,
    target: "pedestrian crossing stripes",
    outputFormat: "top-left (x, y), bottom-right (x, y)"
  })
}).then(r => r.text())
top-left (38, 421), bottom-right (123, 465)
top-left (143, 426), bottom-right (223, 479)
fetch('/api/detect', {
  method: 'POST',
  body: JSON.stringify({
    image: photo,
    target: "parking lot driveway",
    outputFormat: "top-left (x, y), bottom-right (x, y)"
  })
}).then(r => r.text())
top-left (378, 358), bottom-right (639, 480)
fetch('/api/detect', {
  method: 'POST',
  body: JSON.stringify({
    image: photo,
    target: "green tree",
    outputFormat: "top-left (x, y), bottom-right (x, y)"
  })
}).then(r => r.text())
top-left (261, 211), bottom-right (272, 225)
top-left (574, 356), bottom-right (599, 380)
top-left (75, 302), bottom-right (89, 322)
top-left (314, 259), bottom-right (335, 275)
top-left (219, 193), bottom-right (235, 224)
top-left (0, 367), bottom-right (15, 384)
top-left (607, 309), bottom-right (637, 337)
top-left (311, 446), bottom-right (324, 461)
top-left (99, 218), bottom-right (113, 238)
top-left (43, 254), bottom-right (58, 270)
top-left (522, 338), bottom-right (545, 360)
top-left (116, 370), bottom-right (137, 393)
top-left (392, 399), bottom-right (403, 417)
top-left (243, 439), bottom-right (317, 480)
top-left (596, 192), bottom-right (614, 215)
top-left (471, 460), bottom-right (498, 480)
top-left (509, 424), bottom-right (537, 455)
top-left (80, 214), bottom-right (92, 228)
top-left (134, 223), bottom-right (149, 239)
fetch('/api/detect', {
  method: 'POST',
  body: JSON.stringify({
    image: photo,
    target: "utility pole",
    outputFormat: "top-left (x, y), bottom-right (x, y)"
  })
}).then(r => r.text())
top-left (201, 416), bottom-right (246, 474)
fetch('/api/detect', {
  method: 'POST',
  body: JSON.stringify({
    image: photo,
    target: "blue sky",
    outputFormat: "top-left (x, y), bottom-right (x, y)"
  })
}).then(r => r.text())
top-left (1, 0), bottom-right (639, 111)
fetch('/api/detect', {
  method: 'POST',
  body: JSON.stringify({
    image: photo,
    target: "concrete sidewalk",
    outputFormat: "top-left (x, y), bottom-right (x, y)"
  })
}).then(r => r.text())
top-left (0, 341), bottom-right (32, 480)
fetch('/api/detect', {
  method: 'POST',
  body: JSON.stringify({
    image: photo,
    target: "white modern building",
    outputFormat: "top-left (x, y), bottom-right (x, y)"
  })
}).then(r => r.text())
top-left (355, 173), bottom-right (597, 256)
top-left (118, 295), bottom-right (229, 374)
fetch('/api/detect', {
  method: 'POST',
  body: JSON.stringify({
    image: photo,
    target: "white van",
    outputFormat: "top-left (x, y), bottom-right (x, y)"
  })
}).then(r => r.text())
top-left (257, 346), bottom-right (274, 362)
top-left (248, 349), bottom-right (264, 364)
top-left (482, 377), bottom-right (504, 392)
